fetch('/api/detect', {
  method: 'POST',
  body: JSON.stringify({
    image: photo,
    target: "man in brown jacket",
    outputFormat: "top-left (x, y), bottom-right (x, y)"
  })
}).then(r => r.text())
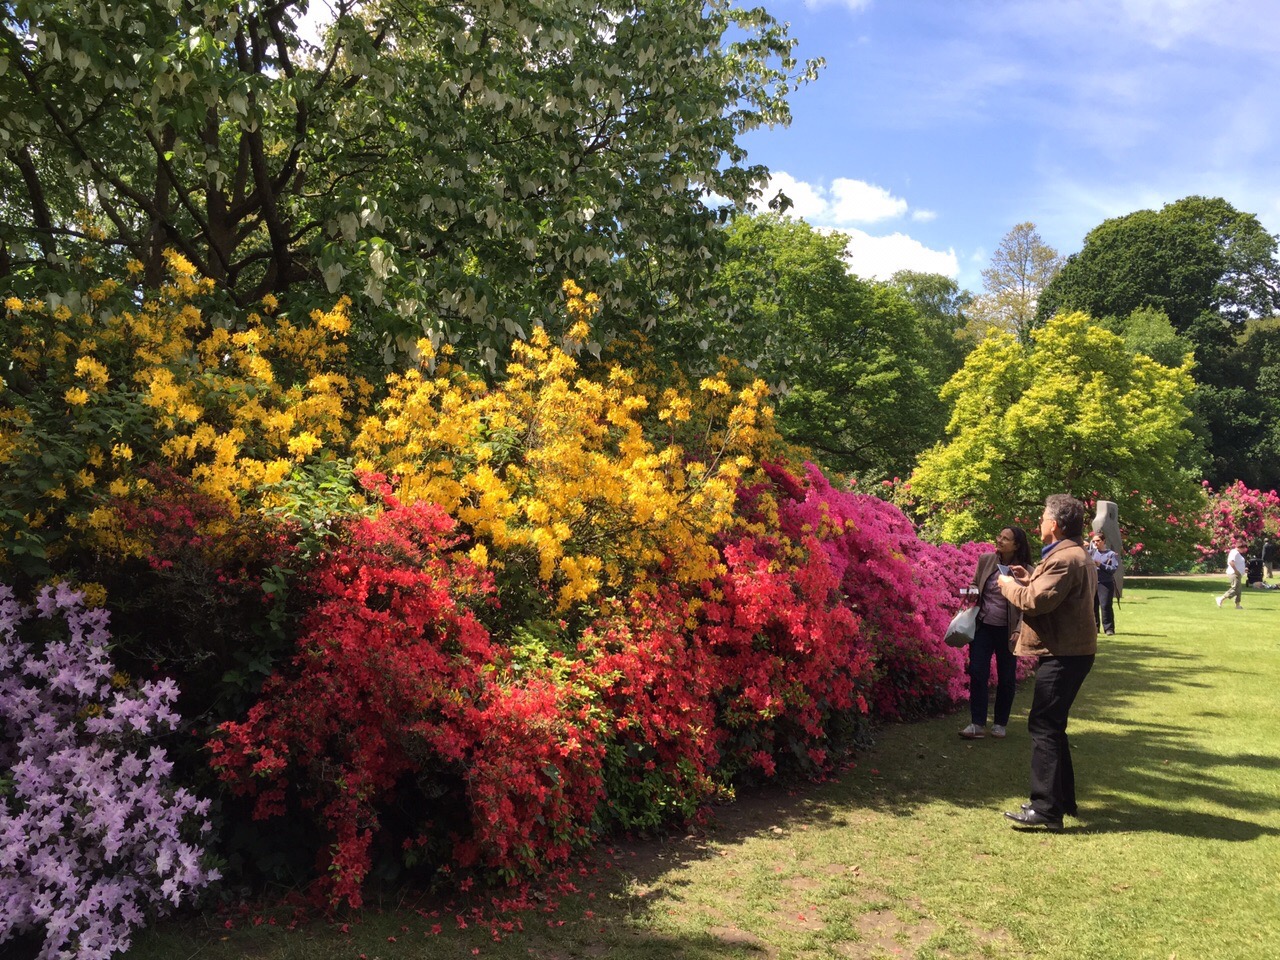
top-left (997, 494), bottom-right (1098, 831)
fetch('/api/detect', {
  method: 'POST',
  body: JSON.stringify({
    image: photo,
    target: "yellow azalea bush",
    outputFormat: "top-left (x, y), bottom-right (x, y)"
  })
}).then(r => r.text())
top-left (3, 256), bottom-right (780, 616)
top-left (353, 280), bottom-right (779, 608)
top-left (3, 254), bottom-right (782, 606)
top-left (0, 252), bottom-right (372, 575)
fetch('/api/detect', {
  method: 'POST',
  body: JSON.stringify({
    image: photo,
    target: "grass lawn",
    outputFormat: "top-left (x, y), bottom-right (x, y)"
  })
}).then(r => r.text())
top-left (129, 576), bottom-right (1280, 960)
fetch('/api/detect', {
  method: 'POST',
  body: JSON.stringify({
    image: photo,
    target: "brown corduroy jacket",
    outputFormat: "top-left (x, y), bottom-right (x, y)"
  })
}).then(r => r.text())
top-left (998, 537), bottom-right (1098, 658)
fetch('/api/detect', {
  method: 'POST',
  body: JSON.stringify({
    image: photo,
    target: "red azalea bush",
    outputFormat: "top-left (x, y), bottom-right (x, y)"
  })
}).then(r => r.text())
top-left (209, 494), bottom-right (606, 907)
top-left (460, 672), bottom-right (606, 879)
top-left (698, 528), bottom-right (867, 779)
top-left (583, 586), bottom-right (724, 830)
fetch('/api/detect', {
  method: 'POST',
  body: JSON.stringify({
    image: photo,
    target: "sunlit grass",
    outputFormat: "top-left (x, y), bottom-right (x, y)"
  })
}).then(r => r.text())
top-left (130, 575), bottom-right (1280, 960)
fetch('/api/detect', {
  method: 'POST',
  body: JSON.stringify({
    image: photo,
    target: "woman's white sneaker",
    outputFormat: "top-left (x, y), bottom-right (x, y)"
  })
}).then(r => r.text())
top-left (991, 724), bottom-right (1007, 739)
top-left (959, 723), bottom-right (985, 739)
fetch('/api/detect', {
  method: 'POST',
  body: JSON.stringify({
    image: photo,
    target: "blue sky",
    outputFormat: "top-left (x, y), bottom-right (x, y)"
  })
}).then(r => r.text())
top-left (741, 0), bottom-right (1280, 293)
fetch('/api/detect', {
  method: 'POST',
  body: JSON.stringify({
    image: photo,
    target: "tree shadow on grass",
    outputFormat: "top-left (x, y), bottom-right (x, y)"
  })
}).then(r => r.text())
top-left (134, 592), bottom-right (1280, 960)
top-left (807, 636), bottom-right (1280, 843)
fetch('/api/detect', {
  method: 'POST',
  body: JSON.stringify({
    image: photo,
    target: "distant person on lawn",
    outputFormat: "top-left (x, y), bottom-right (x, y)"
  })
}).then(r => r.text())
top-left (997, 494), bottom-right (1098, 832)
top-left (1217, 541), bottom-right (1247, 610)
top-left (1088, 531), bottom-right (1119, 635)
top-left (959, 525), bottom-right (1033, 741)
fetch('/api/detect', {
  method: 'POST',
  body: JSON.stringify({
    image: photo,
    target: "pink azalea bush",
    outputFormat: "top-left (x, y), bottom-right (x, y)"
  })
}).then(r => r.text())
top-left (1197, 480), bottom-right (1280, 564)
top-left (0, 583), bottom-right (218, 960)
top-left (764, 463), bottom-right (991, 715)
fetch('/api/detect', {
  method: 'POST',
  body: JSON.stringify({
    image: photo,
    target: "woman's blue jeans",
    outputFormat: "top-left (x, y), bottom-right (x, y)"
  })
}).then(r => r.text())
top-left (969, 620), bottom-right (1016, 726)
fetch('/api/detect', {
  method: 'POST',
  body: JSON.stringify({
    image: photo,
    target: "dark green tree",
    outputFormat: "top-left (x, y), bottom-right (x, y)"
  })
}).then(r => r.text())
top-left (1037, 196), bottom-right (1280, 335)
top-left (699, 214), bottom-right (944, 480)
top-left (887, 269), bottom-right (976, 388)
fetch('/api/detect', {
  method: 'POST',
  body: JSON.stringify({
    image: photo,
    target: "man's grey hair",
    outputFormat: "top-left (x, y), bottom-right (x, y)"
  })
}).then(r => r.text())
top-left (1045, 494), bottom-right (1085, 540)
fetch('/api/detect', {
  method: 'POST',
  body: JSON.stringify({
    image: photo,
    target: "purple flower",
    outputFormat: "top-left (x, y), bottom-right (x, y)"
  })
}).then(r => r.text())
top-left (1, 583), bottom-right (219, 960)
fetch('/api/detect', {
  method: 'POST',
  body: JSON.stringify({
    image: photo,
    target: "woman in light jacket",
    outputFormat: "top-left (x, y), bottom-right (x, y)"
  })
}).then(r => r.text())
top-left (960, 526), bottom-right (1032, 740)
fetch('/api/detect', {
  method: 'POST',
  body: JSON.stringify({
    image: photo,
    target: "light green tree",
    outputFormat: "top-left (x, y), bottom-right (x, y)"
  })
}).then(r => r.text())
top-left (909, 311), bottom-right (1204, 567)
top-left (0, 0), bottom-right (819, 364)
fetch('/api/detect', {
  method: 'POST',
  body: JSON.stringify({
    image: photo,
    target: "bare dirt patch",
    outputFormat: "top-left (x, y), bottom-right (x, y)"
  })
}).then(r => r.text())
top-left (836, 907), bottom-right (941, 958)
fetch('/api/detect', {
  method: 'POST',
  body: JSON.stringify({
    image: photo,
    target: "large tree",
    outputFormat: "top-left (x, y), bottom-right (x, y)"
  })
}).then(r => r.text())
top-left (1036, 196), bottom-right (1280, 489)
top-left (887, 269), bottom-right (976, 388)
top-left (1036, 196), bottom-right (1280, 335)
top-left (0, 0), bottom-right (818, 363)
top-left (696, 214), bottom-right (944, 480)
top-left (966, 221), bottom-right (1062, 343)
top-left (908, 311), bottom-right (1204, 567)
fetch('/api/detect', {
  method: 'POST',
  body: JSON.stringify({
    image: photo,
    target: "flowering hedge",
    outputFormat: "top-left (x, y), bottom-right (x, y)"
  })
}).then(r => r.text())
top-left (1197, 480), bottom-right (1280, 565)
top-left (205, 460), bottom-right (992, 909)
top-left (0, 583), bottom-right (217, 959)
top-left (5, 260), bottom-right (1035, 919)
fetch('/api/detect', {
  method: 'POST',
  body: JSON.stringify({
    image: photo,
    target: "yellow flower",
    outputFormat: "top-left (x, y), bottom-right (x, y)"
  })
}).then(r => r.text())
top-left (287, 432), bottom-right (323, 458)
top-left (64, 387), bottom-right (91, 406)
top-left (699, 375), bottom-right (732, 396)
top-left (75, 356), bottom-right (110, 389)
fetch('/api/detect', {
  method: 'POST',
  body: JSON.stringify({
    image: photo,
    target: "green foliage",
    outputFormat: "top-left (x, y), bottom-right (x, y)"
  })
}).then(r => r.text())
top-left (968, 221), bottom-right (1063, 343)
top-left (1210, 318), bottom-right (1280, 490)
top-left (0, 0), bottom-right (821, 365)
top-left (887, 269), bottom-right (977, 387)
top-left (909, 311), bottom-right (1204, 566)
top-left (1037, 196), bottom-right (1280, 333)
top-left (686, 214), bottom-right (945, 479)
top-left (1115, 306), bottom-right (1194, 368)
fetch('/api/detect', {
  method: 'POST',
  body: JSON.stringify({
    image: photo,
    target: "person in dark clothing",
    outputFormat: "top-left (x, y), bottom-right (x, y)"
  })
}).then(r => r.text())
top-left (1088, 531), bottom-right (1119, 636)
top-left (998, 494), bottom-right (1098, 831)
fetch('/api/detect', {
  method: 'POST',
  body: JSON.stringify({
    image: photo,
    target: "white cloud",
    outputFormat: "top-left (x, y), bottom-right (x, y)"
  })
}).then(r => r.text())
top-left (760, 172), bottom-right (956, 279)
top-left (833, 228), bottom-right (959, 281)
top-left (829, 178), bottom-right (908, 223)
top-left (763, 172), bottom-right (916, 226)
top-left (760, 171), bottom-right (830, 220)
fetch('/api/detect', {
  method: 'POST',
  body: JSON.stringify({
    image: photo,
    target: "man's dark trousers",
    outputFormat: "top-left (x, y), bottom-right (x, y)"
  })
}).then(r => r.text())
top-left (1094, 578), bottom-right (1116, 634)
top-left (1028, 654), bottom-right (1095, 820)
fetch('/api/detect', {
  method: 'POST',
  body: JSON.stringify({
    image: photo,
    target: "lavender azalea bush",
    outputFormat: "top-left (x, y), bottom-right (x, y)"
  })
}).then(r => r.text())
top-left (0, 582), bottom-right (218, 960)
